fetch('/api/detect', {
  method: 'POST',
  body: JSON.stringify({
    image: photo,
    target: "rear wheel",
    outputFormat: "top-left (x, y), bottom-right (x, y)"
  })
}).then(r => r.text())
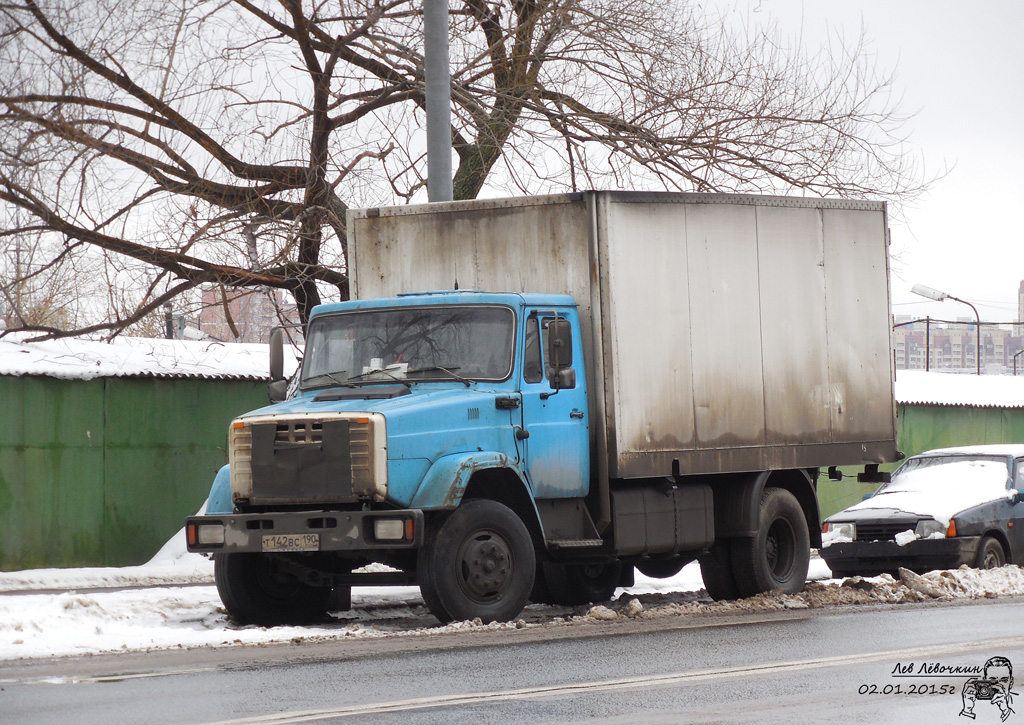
top-left (974, 536), bottom-right (1006, 570)
top-left (214, 553), bottom-right (331, 626)
top-left (698, 539), bottom-right (742, 600)
top-left (730, 487), bottom-right (810, 597)
top-left (542, 561), bottom-right (623, 606)
top-left (417, 499), bottom-right (535, 623)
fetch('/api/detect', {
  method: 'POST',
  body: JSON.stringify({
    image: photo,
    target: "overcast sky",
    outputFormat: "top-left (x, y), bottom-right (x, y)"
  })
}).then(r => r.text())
top-left (715, 0), bottom-right (1024, 323)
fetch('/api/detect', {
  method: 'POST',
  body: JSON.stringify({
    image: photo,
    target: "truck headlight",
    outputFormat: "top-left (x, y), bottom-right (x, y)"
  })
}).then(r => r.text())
top-left (915, 519), bottom-right (947, 539)
top-left (373, 517), bottom-right (414, 541)
top-left (822, 522), bottom-right (856, 547)
top-left (187, 521), bottom-right (226, 548)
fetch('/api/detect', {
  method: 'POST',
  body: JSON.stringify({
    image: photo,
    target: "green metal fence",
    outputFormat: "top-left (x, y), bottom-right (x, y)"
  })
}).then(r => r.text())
top-left (0, 375), bottom-right (268, 569)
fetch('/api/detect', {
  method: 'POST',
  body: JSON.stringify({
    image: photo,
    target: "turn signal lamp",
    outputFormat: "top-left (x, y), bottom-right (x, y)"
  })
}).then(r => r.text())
top-left (946, 519), bottom-right (957, 537)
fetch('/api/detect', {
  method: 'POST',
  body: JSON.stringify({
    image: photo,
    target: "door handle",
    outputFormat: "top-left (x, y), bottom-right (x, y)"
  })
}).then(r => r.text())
top-left (570, 410), bottom-right (584, 419)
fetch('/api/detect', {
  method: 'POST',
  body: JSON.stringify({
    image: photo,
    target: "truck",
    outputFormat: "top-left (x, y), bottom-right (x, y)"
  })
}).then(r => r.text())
top-left (185, 191), bottom-right (899, 626)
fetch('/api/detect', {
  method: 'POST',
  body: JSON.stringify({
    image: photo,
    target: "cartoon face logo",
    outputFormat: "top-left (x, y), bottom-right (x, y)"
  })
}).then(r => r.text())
top-left (962, 657), bottom-right (1015, 721)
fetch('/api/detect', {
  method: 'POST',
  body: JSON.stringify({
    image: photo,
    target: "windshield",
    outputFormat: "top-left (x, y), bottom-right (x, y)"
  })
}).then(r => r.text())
top-left (300, 305), bottom-right (515, 388)
top-left (878, 454), bottom-right (1011, 496)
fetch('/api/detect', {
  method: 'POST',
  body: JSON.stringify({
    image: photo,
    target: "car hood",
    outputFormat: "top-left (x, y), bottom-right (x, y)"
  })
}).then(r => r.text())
top-left (832, 460), bottom-right (1012, 526)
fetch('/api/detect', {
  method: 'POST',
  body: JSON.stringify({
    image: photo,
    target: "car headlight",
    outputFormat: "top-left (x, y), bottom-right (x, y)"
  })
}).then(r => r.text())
top-left (822, 522), bottom-right (856, 547)
top-left (914, 519), bottom-right (947, 539)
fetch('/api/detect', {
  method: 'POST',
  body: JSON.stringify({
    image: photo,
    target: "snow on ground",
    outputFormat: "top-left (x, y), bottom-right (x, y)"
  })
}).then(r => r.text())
top-left (2, 530), bottom-right (1023, 662)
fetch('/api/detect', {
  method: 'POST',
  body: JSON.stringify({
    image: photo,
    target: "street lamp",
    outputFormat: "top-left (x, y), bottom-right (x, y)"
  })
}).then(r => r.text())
top-left (910, 284), bottom-right (981, 375)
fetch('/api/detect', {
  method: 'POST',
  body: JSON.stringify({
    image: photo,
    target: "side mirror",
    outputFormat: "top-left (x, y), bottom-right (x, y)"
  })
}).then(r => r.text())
top-left (268, 378), bottom-right (289, 403)
top-left (547, 318), bottom-right (573, 369)
top-left (269, 327), bottom-right (285, 382)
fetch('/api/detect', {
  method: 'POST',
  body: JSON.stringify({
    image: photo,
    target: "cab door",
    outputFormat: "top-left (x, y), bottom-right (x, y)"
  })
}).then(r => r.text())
top-left (519, 310), bottom-right (589, 498)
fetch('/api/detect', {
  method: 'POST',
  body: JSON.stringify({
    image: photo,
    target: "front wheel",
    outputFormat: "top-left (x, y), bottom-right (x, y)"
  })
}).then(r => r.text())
top-left (730, 487), bottom-right (810, 597)
top-left (974, 536), bottom-right (1006, 570)
top-left (214, 553), bottom-right (331, 626)
top-left (417, 499), bottom-right (536, 624)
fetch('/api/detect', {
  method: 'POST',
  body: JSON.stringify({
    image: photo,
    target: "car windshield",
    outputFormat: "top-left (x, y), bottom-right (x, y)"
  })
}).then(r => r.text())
top-left (300, 305), bottom-right (515, 388)
top-left (877, 454), bottom-right (1011, 497)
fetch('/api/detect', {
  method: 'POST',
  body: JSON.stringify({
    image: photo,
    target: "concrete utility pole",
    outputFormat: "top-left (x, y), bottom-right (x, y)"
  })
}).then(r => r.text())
top-left (424, 0), bottom-right (453, 202)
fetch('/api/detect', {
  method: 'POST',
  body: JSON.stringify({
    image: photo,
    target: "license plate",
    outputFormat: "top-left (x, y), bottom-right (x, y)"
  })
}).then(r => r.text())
top-left (262, 533), bottom-right (320, 552)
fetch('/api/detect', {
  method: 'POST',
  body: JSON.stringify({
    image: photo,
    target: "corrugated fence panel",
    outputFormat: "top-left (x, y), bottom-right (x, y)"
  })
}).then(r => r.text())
top-left (0, 377), bottom-right (106, 568)
top-left (0, 375), bottom-right (268, 570)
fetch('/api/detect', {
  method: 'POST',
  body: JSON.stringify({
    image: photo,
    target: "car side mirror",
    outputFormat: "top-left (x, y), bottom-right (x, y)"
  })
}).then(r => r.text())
top-left (1010, 489), bottom-right (1022, 505)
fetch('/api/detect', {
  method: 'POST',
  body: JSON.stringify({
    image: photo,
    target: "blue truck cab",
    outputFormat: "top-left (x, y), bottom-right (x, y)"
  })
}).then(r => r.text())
top-left (187, 291), bottom-right (596, 624)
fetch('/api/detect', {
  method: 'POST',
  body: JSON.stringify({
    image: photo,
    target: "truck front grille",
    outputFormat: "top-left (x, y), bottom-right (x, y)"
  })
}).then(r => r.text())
top-left (275, 420), bottom-right (323, 445)
top-left (228, 413), bottom-right (387, 506)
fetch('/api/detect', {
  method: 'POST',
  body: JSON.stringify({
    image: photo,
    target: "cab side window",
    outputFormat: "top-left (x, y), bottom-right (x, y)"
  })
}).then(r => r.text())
top-left (1015, 459), bottom-right (1024, 490)
top-left (523, 316), bottom-right (543, 384)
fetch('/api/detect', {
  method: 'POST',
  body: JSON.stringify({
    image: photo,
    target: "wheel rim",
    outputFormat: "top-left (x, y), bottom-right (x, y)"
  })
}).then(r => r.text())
top-left (982, 546), bottom-right (1003, 569)
top-left (456, 529), bottom-right (515, 603)
top-left (765, 518), bottom-right (796, 581)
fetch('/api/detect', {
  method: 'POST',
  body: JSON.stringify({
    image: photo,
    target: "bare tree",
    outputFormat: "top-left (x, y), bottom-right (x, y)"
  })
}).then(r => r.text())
top-left (0, 0), bottom-right (924, 340)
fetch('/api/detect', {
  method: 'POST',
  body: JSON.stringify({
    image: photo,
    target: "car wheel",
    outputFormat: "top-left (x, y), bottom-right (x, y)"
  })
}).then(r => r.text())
top-left (974, 536), bottom-right (1006, 570)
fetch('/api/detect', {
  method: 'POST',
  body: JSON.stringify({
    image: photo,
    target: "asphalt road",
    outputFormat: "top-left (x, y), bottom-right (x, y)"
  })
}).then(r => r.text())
top-left (4, 598), bottom-right (1024, 724)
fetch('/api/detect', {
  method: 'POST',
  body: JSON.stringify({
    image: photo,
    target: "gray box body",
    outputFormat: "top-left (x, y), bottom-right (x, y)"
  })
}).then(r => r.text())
top-left (348, 191), bottom-right (899, 482)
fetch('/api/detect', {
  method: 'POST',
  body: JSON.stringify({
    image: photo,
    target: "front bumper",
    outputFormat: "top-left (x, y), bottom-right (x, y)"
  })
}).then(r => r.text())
top-left (820, 536), bottom-right (981, 576)
top-left (186, 509), bottom-right (423, 554)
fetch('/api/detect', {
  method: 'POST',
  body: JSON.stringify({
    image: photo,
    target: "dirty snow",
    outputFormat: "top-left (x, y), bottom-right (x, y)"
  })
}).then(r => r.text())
top-left (2, 529), bottom-right (1024, 662)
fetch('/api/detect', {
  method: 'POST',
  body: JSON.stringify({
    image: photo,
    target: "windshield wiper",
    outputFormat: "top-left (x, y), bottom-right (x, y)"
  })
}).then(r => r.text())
top-left (347, 368), bottom-right (412, 388)
top-left (303, 371), bottom-right (351, 388)
top-left (405, 365), bottom-right (472, 386)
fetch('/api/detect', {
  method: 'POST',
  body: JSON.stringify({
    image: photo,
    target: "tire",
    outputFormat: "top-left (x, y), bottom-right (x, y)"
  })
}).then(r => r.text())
top-left (417, 499), bottom-right (536, 624)
top-left (974, 536), bottom-right (1006, 570)
top-left (636, 557), bottom-right (689, 579)
top-left (542, 561), bottom-right (623, 606)
top-left (730, 487), bottom-right (810, 597)
top-left (214, 553), bottom-right (331, 626)
top-left (698, 538), bottom-right (742, 601)
top-left (529, 562), bottom-right (557, 605)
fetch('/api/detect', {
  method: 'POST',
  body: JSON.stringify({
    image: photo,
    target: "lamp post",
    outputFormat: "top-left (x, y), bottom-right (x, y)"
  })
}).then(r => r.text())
top-left (910, 284), bottom-right (981, 375)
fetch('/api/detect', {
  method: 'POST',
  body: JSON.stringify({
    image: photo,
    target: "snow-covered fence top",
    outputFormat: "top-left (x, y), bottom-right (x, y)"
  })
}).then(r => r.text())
top-left (0, 333), bottom-right (298, 381)
top-left (895, 370), bottom-right (1024, 409)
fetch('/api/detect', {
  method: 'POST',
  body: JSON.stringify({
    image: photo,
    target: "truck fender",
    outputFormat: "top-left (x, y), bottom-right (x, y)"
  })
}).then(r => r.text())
top-left (205, 464), bottom-right (233, 515)
top-left (409, 452), bottom-right (529, 510)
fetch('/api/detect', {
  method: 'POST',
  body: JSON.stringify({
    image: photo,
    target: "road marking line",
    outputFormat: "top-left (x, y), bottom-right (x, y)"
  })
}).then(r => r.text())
top-left (205, 635), bottom-right (1024, 724)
